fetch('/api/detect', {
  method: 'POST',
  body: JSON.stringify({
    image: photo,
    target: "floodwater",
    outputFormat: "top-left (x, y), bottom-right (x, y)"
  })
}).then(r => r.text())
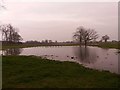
top-left (2, 46), bottom-right (119, 74)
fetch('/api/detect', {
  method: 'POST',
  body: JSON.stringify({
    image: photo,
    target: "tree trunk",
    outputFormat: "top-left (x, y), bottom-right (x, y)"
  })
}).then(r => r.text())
top-left (105, 39), bottom-right (107, 42)
top-left (79, 39), bottom-right (81, 47)
top-left (85, 40), bottom-right (87, 47)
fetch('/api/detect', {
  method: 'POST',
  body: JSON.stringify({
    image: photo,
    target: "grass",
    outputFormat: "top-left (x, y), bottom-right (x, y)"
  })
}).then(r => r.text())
top-left (89, 42), bottom-right (120, 49)
top-left (1, 44), bottom-right (43, 50)
top-left (3, 56), bottom-right (119, 88)
top-left (98, 42), bottom-right (120, 49)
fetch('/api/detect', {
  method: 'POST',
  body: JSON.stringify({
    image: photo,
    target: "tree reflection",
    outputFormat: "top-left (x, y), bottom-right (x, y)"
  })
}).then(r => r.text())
top-left (2, 48), bottom-right (23, 55)
top-left (101, 48), bottom-right (109, 52)
top-left (74, 46), bottom-right (97, 64)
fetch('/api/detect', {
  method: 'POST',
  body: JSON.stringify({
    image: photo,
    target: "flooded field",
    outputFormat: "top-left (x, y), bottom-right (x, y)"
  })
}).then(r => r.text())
top-left (1, 46), bottom-right (119, 74)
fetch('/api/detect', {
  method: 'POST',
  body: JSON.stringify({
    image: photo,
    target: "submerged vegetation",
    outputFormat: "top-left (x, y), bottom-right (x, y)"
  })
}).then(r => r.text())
top-left (3, 56), bottom-right (119, 88)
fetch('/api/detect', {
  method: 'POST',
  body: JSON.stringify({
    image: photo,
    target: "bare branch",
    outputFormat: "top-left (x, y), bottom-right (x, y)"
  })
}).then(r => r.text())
top-left (73, 26), bottom-right (99, 46)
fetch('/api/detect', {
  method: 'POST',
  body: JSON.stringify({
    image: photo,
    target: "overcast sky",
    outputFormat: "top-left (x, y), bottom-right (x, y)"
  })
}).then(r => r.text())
top-left (0, 1), bottom-right (118, 41)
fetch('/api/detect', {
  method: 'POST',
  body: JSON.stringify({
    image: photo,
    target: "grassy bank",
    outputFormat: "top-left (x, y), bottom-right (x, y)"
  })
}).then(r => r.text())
top-left (1, 44), bottom-right (40, 50)
top-left (3, 56), bottom-right (119, 88)
top-left (89, 42), bottom-right (120, 49)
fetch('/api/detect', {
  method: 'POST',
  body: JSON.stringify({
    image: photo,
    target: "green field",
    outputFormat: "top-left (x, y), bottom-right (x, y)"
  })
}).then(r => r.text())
top-left (97, 42), bottom-right (120, 49)
top-left (3, 56), bottom-right (119, 88)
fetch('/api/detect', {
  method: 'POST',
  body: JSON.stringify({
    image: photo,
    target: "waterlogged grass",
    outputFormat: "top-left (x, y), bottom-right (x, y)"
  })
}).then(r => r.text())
top-left (3, 56), bottom-right (119, 88)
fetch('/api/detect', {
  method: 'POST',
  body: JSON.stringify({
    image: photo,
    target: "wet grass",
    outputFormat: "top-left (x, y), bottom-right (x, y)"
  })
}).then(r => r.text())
top-left (3, 56), bottom-right (119, 88)
top-left (90, 42), bottom-right (120, 49)
top-left (1, 44), bottom-right (45, 50)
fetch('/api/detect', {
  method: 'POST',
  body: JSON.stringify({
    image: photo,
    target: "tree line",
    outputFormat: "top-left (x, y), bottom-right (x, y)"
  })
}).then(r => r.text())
top-left (0, 24), bottom-right (111, 46)
top-left (73, 26), bottom-right (110, 46)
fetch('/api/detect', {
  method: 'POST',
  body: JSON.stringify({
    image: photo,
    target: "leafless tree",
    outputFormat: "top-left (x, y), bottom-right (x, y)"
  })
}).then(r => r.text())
top-left (73, 26), bottom-right (98, 46)
top-left (0, 24), bottom-right (23, 43)
top-left (102, 35), bottom-right (110, 42)
top-left (73, 26), bottom-right (85, 46)
top-left (0, 24), bottom-right (9, 41)
top-left (83, 28), bottom-right (99, 46)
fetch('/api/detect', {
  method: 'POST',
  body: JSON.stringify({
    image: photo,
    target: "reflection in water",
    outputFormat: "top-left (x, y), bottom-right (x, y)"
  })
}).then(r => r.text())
top-left (2, 48), bottom-right (23, 55)
top-left (101, 48), bottom-right (109, 52)
top-left (74, 46), bottom-right (97, 64)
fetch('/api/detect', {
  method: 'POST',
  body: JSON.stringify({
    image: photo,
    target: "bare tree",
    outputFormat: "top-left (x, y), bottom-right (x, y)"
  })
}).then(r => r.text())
top-left (102, 35), bottom-right (110, 42)
top-left (0, 24), bottom-right (23, 43)
top-left (83, 29), bottom-right (98, 46)
top-left (73, 26), bottom-right (85, 46)
top-left (73, 26), bottom-right (98, 46)
top-left (0, 24), bottom-right (9, 41)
